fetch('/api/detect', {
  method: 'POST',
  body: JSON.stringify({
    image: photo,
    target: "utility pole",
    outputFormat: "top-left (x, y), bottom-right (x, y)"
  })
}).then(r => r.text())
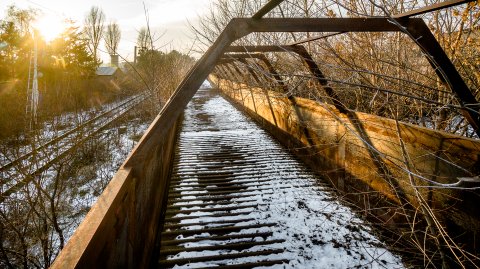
top-left (26, 30), bottom-right (39, 130)
top-left (134, 46), bottom-right (147, 64)
top-left (32, 31), bottom-right (39, 125)
top-left (134, 46), bottom-right (137, 64)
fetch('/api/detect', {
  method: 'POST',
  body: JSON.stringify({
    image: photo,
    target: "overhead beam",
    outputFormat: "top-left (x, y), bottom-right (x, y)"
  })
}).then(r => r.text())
top-left (289, 32), bottom-right (345, 46)
top-left (221, 18), bottom-right (479, 136)
top-left (393, 0), bottom-right (475, 18)
top-left (225, 45), bottom-right (297, 53)
top-left (242, 17), bottom-right (409, 33)
top-left (252, 0), bottom-right (285, 19)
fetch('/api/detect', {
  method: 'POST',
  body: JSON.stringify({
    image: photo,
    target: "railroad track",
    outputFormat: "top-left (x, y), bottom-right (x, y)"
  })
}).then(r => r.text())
top-left (0, 94), bottom-right (146, 201)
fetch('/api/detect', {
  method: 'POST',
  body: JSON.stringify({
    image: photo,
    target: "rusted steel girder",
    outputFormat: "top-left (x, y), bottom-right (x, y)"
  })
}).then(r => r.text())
top-left (289, 32), bottom-right (345, 46)
top-left (393, 0), bottom-right (475, 18)
top-left (243, 18), bottom-right (407, 32)
top-left (252, 0), bottom-right (285, 19)
top-left (127, 17), bottom-right (479, 165)
top-left (222, 18), bottom-right (479, 136)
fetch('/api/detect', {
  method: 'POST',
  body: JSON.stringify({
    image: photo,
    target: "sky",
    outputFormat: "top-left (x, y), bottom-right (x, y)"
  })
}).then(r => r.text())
top-left (0, 0), bottom-right (214, 62)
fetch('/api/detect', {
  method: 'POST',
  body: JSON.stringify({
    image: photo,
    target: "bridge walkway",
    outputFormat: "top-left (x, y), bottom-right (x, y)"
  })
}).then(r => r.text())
top-left (155, 86), bottom-right (403, 268)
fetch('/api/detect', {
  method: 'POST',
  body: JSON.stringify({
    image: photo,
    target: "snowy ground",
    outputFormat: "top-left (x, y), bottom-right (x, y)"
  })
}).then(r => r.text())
top-left (0, 95), bottom-right (139, 165)
top-left (165, 87), bottom-right (405, 268)
top-left (64, 117), bottom-right (150, 239)
top-left (0, 104), bottom-right (150, 267)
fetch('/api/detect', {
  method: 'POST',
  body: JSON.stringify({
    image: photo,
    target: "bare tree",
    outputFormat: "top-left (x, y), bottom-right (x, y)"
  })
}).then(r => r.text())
top-left (136, 27), bottom-right (151, 51)
top-left (104, 21), bottom-right (121, 55)
top-left (84, 6), bottom-right (105, 64)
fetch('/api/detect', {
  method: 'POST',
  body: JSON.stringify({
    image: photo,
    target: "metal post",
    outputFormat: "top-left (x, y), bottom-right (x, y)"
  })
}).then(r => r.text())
top-left (252, 0), bottom-right (285, 19)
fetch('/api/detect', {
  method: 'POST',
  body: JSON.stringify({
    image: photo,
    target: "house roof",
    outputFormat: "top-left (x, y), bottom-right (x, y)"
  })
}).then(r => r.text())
top-left (96, 66), bottom-right (118, 76)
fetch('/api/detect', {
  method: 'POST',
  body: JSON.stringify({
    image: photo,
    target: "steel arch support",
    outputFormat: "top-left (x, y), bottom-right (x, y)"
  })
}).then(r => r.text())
top-left (224, 18), bottom-right (480, 135)
top-left (400, 18), bottom-right (480, 134)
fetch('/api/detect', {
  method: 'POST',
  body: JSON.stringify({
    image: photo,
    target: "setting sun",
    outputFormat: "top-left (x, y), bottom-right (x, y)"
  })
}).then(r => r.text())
top-left (34, 15), bottom-right (66, 42)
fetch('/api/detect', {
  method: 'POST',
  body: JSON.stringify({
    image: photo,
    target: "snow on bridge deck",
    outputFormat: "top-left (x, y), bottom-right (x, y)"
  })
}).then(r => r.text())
top-left (157, 86), bottom-right (403, 268)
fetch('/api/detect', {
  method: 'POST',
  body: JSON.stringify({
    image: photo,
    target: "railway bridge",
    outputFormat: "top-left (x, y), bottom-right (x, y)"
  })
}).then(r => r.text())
top-left (51, 1), bottom-right (480, 268)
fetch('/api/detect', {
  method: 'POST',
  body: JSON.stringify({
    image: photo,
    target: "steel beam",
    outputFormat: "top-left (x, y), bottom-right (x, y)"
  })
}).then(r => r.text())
top-left (252, 0), bottom-right (285, 19)
top-left (222, 18), bottom-right (479, 135)
top-left (393, 0), bottom-right (475, 18)
top-left (226, 45), bottom-right (292, 53)
top-left (241, 18), bottom-right (412, 33)
top-left (399, 18), bottom-right (480, 135)
top-left (289, 32), bottom-right (345, 46)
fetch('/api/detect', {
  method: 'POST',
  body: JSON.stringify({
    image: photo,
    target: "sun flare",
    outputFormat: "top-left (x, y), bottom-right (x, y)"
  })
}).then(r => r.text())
top-left (34, 15), bottom-right (66, 42)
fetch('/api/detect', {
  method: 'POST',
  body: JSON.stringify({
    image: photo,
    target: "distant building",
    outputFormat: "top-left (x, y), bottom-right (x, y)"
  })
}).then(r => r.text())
top-left (96, 66), bottom-right (120, 77)
top-left (95, 66), bottom-right (124, 89)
